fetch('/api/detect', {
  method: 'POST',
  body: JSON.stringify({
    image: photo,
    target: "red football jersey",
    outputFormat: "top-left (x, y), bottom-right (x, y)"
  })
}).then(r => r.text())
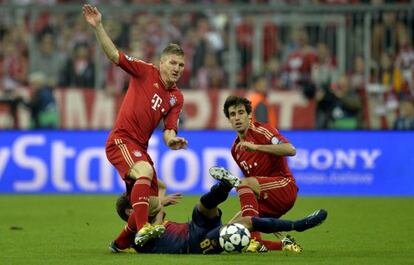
top-left (108, 51), bottom-right (184, 149)
top-left (231, 121), bottom-right (294, 178)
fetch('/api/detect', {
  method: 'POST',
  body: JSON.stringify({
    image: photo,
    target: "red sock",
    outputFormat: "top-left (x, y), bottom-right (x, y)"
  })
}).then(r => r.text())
top-left (114, 215), bottom-right (137, 249)
top-left (237, 185), bottom-right (262, 241)
top-left (237, 185), bottom-right (259, 217)
top-left (250, 231), bottom-right (262, 241)
top-left (130, 176), bottom-right (151, 230)
top-left (260, 239), bottom-right (282, 250)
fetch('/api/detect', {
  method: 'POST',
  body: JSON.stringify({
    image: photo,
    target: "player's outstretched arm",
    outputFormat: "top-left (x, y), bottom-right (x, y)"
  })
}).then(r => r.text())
top-left (158, 179), bottom-right (182, 206)
top-left (82, 4), bottom-right (119, 64)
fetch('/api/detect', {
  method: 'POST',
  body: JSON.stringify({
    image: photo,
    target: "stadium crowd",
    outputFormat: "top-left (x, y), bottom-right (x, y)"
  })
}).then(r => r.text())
top-left (0, 0), bottom-right (413, 129)
top-left (0, 0), bottom-right (412, 4)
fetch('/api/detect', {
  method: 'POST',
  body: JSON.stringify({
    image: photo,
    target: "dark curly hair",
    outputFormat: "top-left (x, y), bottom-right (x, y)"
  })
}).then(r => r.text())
top-left (223, 95), bottom-right (252, 119)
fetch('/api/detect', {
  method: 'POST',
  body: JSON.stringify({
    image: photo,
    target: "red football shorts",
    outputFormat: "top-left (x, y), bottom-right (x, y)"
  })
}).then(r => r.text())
top-left (105, 137), bottom-right (158, 196)
top-left (256, 176), bottom-right (298, 218)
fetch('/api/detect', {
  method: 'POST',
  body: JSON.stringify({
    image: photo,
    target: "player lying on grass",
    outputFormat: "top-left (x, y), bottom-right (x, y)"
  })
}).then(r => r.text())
top-left (110, 173), bottom-right (328, 254)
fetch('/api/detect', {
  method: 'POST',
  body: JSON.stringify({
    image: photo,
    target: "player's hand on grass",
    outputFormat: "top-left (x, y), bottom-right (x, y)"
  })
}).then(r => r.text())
top-left (167, 137), bottom-right (188, 150)
top-left (83, 4), bottom-right (102, 28)
top-left (161, 193), bottom-right (183, 207)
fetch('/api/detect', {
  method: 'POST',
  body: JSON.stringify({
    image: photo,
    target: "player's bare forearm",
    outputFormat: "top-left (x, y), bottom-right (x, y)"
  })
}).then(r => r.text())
top-left (238, 141), bottom-right (296, 156)
top-left (157, 179), bottom-right (182, 207)
top-left (256, 143), bottom-right (296, 156)
top-left (163, 129), bottom-right (188, 150)
top-left (158, 179), bottom-right (167, 201)
top-left (94, 23), bottom-right (119, 64)
top-left (158, 179), bottom-right (167, 190)
top-left (83, 4), bottom-right (119, 63)
top-left (161, 193), bottom-right (182, 207)
top-left (151, 210), bottom-right (166, 225)
top-left (163, 129), bottom-right (176, 146)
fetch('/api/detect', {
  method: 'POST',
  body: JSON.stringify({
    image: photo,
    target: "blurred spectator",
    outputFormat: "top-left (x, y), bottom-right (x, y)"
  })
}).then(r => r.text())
top-left (349, 55), bottom-right (365, 91)
top-left (178, 28), bottom-right (196, 88)
top-left (23, 72), bottom-right (59, 129)
top-left (393, 97), bottom-right (414, 130)
top-left (263, 56), bottom-right (283, 89)
top-left (281, 26), bottom-right (317, 90)
top-left (371, 9), bottom-right (398, 64)
top-left (315, 81), bottom-right (336, 129)
top-left (372, 51), bottom-right (398, 92)
top-left (330, 74), bottom-right (363, 129)
top-left (316, 73), bottom-right (363, 130)
top-left (69, 14), bottom-right (93, 50)
top-left (191, 17), bottom-right (209, 83)
top-left (236, 15), bottom-right (254, 88)
top-left (349, 55), bottom-right (368, 126)
top-left (145, 14), bottom-right (163, 60)
top-left (164, 15), bottom-right (184, 45)
top-left (30, 31), bottom-right (66, 86)
top-left (59, 42), bottom-right (95, 88)
top-left (0, 83), bottom-right (22, 128)
top-left (311, 42), bottom-right (337, 91)
top-left (318, 0), bottom-right (360, 3)
top-left (128, 17), bottom-right (147, 59)
top-left (104, 17), bottom-right (129, 50)
top-left (195, 52), bottom-right (225, 90)
top-left (394, 26), bottom-right (414, 98)
top-left (191, 15), bottom-right (225, 88)
top-left (247, 74), bottom-right (277, 127)
top-left (103, 60), bottom-right (129, 95)
top-left (1, 2), bottom-right (414, 130)
top-left (2, 27), bottom-right (29, 89)
top-left (0, 25), bottom-right (28, 128)
top-left (262, 20), bottom-right (279, 64)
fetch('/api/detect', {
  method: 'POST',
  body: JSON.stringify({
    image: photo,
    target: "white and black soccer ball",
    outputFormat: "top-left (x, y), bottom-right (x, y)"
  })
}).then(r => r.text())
top-left (219, 223), bottom-right (251, 253)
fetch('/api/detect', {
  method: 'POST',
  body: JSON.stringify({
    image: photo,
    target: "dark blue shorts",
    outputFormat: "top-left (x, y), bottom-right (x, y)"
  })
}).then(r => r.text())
top-left (188, 206), bottom-right (223, 254)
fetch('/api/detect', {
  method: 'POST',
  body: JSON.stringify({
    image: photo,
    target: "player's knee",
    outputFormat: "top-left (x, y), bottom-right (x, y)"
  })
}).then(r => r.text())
top-left (128, 161), bottom-right (154, 180)
top-left (239, 178), bottom-right (260, 194)
top-left (240, 178), bottom-right (249, 187)
top-left (240, 178), bottom-right (256, 187)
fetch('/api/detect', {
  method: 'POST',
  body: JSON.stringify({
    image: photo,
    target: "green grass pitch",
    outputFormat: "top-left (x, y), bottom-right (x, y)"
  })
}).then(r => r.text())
top-left (1, 195), bottom-right (413, 265)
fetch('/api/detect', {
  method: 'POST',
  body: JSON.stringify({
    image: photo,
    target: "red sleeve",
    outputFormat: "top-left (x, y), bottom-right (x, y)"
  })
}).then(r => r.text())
top-left (163, 92), bottom-right (184, 133)
top-left (117, 51), bottom-right (152, 77)
top-left (260, 123), bottom-right (290, 145)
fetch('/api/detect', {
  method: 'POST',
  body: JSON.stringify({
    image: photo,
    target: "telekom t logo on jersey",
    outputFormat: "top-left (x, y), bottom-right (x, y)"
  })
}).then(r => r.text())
top-left (151, 93), bottom-right (162, 110)
top-left (240, 161), bottom-right (250, 174)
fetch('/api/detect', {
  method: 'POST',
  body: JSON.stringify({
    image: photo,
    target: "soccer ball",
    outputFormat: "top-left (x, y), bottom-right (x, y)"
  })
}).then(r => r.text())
top-left (219, 223), bottom-right (251, 253)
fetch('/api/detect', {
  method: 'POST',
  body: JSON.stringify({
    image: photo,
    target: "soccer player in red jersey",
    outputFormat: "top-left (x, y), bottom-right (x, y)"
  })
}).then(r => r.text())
top-left (210, 95), bottom-right (299, 251)
top-left (83, 4), bottom-right (188, 250)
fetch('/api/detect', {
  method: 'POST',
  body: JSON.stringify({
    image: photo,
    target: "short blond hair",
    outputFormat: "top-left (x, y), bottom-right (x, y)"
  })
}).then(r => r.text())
top-left (161, 43), bottom-right (184, 58)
